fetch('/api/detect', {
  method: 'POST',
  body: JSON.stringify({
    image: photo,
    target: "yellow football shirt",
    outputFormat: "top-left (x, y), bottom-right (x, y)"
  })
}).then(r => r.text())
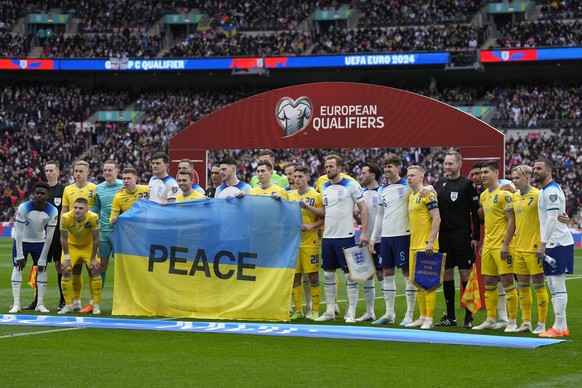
top-left (480, 186), bottom-right (514, 249)
top-left (111, 185), bottom-right (149, 220)
top-left (63, 182), bottom-right (98, 210)
top-left (408, 191), bottom-right (440, 250)
top-left (288, 187), bottom-right (323, 248)
top-left (249, 184), bottom-right (288, 199)
top-left (60, 210), bottom-right (100, 247)
top-left (513, 187), bottom-right (541, 253)
top-left (176, 190), bottom-right (205, 202)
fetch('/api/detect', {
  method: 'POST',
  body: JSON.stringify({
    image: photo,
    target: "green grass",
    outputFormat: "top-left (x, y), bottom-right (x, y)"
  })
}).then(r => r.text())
top-left (1, 237), bottom-right (581, 387)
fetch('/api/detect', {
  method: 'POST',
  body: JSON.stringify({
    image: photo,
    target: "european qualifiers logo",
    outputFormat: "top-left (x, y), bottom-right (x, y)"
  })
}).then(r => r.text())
top-left (276, 97), bottom-right (313, 137)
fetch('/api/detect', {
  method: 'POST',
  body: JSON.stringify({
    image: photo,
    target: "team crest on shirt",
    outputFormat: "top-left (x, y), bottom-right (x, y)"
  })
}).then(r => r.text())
top-left (398, 187), bottom-right (405, 197)
top-left (450, 192), bottom-right (458, 201)
top-left (505, 195), bottom-right (512, 203)
top-left (54, 198), bottom-right (61, 206)
top-left (549, 194), bottom-right (558, 202)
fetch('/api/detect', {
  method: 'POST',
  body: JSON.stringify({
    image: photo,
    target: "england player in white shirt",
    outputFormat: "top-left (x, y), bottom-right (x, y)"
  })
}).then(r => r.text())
top-left (303, 155), bottom-right (368, 323)
top-left (533, 158), bottom-right (574, 338)
top-left (356, 162), bottom-right (384, 322)
top-left (369, 154), bottom-right (416, 326)
top-left (148, 151), bottom-right (179, 204)
top-left (10, 182), bottom-right (58, 313)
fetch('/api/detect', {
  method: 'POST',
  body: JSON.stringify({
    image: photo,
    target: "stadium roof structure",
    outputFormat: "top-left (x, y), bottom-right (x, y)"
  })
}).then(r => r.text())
top-left (170, 82), bottom-right (504, 184)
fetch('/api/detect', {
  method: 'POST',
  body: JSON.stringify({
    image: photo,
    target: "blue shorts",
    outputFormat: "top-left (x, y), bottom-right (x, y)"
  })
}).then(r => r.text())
top-left (543, 244), bottom-right (574, 276)
top-left (379, 235), bottom-right (410, 269)
top-left (371, 242), bottom-right (382, 270)
top-left (99, 232), bottom-right (115, 259)
top-left (12, 241), bottom-right (44, 266)
top-left (322, 237), bottom-right (355, 272)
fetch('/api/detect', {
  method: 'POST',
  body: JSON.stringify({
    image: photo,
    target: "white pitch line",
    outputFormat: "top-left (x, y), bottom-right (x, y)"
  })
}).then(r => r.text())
top-left (0, 327), bottom-right (80, 339)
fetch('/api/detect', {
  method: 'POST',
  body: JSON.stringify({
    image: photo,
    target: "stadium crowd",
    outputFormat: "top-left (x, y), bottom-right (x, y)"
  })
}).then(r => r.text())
top-left (311, 24), bottom-right (486, 54)
top-left (2, 0), bottom-right (582, 58)
top-left (487, 81), bottom-right (582, 128)
top-left (539, 0), bottom-right (581, 20)
top-left (495, 19), bottom-right (582, 48)
top-left (41, 32), bottom-right (163, 58)
top-left (355, 0), bottom-right (484, 27)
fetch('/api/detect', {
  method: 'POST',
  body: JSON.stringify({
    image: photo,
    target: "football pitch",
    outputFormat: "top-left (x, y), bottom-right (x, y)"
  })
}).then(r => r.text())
top-left (0, 238), bottom-right (581, 387)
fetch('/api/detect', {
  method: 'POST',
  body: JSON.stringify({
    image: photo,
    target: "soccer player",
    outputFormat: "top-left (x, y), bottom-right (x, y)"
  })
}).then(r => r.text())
top-left (315, 152), bottom-right (358, 193)
top-left (533, 158), bottom-right (575, 338)
top-left (248, 161), bottom-right (288, 199)
top-left (471, 160), bottom-right (510, 329)
top-left (176, 170), bottom-right (206, 202)
top-left (303, 155), bottom-right (368, 323)
top-left (177, 158), bottom-right (206, 195)
top-left (59, 198), bottom-right (101, 315)
top-left (473, 161), bottom-right (517, 332)
top-left (288, 165), bottom-right (324, 320)
top-left (369, 154), bottom-right (415, 326)
top-left (431, 151), bottom-right (481, 329)
top-left (23, 160), bottom-right (66, 311)
top-left (249, 149), bottom-right (289, 188)
top-left (62, 160), bottom-right (97, 311)
top-left (470, 162), bottom-right (484, 193)
top-left (205, 164), bottom-right (223, 198)
top-left (406, 165), bottom-right (441, 329)
top-left (110, 168), bottom-right (149, 224)
top-left (510, 165), bottom-right (549, 334)
top-left (284, 162), bottom-right (299, 191)
top-left (356, 162), bottom-right (384, 322)
top-left (149, 151), bottom-right (179, 204)
top-left (62, 160), bottom-right (97, 213)
top-left (89, 160), bottom-right (122, 313)
top-left (215, 157), bottom-right (252, 198)
top-left (9, 182), bottom-right (58, 313)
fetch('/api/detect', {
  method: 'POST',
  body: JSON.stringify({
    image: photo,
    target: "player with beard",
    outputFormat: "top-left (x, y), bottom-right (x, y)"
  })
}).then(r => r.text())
top-left (533, 158), bottom-right (574, 338)
top-left (303, 155), bottom-right (368, 323)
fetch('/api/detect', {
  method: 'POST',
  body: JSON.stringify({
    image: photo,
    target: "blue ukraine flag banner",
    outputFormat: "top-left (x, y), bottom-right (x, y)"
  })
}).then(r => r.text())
top-left (113, 196), bottom-right (302, 321)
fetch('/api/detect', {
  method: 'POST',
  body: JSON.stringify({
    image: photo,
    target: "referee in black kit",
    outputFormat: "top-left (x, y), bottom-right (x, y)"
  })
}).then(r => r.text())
top-left (432, 151), bottom-right (481, 328)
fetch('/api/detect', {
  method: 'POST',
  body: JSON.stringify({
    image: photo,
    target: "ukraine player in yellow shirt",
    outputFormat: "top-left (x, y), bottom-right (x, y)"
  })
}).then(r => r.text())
top-left (288, 165), bottom-right (324, 320)
top-left (405, 166), bottom-right (441, 329)
top-left (248, 161), bottom-right (288, 199)
top-left (62, 160), bottom-right (97, 213)
top-left (110, 168), bottom-right (149, 224)
top-left (511, 165), bottom-right (549, 334)
top-left (58, 198), bottom-right (101, 314)
top-left (473, 161), bottom-right (517, 331)
top-left (62, 160), bottom-right (98, 312)
top-left (176, 170), bottom-right (206, 202)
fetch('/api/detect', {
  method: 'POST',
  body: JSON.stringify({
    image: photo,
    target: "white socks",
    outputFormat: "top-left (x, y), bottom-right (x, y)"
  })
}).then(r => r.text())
top-left (11, 267), bottom-right (23, 307)
top-left (382, 275), bottom-right (396, 315)
top-left (363, 279), bottom-right (375, 315)
top-left (548, 274), bottom-right (568, 331)
top-left (345, 273), bottom-right (359, 316)
top-left (323, 271), bottom-right (337, 315)
top-left (404, 276), bottom-right (416, 321)
top-left (36, 270), bottom-right (48, 306)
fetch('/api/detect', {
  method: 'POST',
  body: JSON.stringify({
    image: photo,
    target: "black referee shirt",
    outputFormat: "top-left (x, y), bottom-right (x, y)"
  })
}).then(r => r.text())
top-left (434, 176), bottom-right (480, 240)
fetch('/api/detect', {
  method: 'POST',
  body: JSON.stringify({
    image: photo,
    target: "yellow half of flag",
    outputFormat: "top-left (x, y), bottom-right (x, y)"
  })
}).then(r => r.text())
top-left (461, 265), bottom-right (482, 314)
